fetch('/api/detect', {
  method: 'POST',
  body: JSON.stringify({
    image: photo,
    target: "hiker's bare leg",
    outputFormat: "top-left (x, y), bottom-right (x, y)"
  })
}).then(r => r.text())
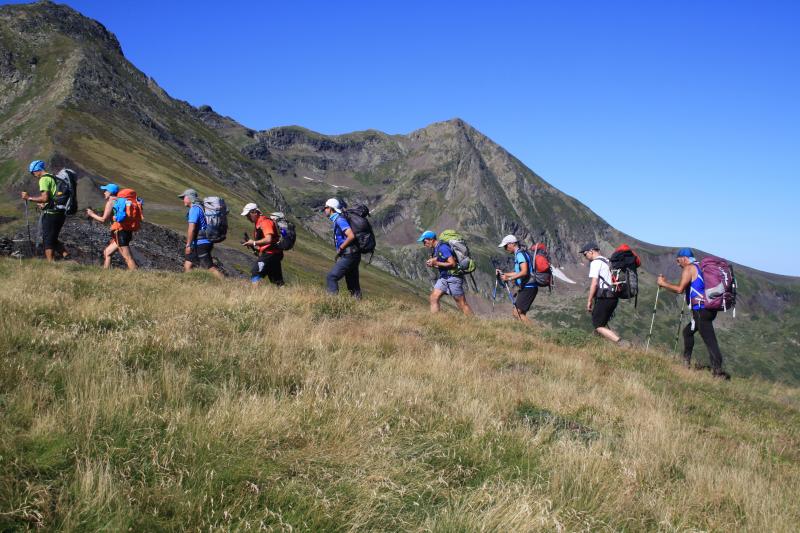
top-left (429, 289), bottom-right (445, 313)
top-left (103, 241), bottom-right (119, 269)
top-left (184, 260), bottom-right (193, 273)
top-left (596, 326), bottom-right (620, 343)
top-left (119, 246), bottom-right (137, 270)
top-left (209, 266), bottom-right (224, 280)
top-left (454, 295), bottom-right (474, 316)
top-left (44, 248), bottom-right (55, 262)
top-left (513, 308), bottom-right (532, 324)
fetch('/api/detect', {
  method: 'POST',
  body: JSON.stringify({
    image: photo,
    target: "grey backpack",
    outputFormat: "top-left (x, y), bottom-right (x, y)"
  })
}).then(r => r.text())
top-left (201, 197), bottom-right (228, 243)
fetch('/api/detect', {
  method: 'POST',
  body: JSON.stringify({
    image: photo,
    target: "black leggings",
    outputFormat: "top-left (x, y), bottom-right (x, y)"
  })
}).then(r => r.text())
top-left (683, 309), bottom-right (723, 371)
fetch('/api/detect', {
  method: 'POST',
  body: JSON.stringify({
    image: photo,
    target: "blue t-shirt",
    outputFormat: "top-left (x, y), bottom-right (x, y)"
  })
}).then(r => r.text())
top-left (514, 250), bottom-right (536, 288)
top-left (331, 213), bottom-right (351, 250)
top-left (434, 242), bottom-right (458, 279)
top-left (187, 204), bottom-right (210, 246)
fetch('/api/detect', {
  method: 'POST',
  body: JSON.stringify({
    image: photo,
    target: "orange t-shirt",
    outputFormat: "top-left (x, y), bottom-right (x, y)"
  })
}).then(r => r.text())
top-left (254, 215), bottom-right (281, 255)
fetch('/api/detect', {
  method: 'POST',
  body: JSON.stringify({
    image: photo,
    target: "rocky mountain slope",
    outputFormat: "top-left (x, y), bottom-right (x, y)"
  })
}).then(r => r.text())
top-left (0, 1), bottom-right (798, 384)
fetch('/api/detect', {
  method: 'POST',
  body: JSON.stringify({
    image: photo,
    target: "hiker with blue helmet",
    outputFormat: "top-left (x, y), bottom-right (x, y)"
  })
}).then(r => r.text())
top-left (179, 189), bottom-right (224, 280)
top-left (86, 183), bottom-right (137, 270)
top-left (323, 198), bottom-right (361, 298)
top-left (20, 160), bottom-right (70, 261)
top-left (497, 234), bottom-right (536, 323)
top-left (657, 248), bottom-right (730, 379)
top-left (419, 230), bottom-right (474, 316)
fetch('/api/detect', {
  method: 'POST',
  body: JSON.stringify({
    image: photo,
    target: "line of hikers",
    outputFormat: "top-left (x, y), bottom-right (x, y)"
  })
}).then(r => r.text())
top-left (20, 160), bottom-right (734, 379)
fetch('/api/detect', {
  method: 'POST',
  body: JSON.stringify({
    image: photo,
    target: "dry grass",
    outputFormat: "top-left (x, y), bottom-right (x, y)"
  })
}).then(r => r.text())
top-left (1, 259), bottom-right (799, 531)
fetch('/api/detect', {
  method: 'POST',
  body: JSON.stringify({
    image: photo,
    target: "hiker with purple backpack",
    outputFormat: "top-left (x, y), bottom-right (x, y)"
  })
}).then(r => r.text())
top-left (657, 248), bottom-right (734, 380)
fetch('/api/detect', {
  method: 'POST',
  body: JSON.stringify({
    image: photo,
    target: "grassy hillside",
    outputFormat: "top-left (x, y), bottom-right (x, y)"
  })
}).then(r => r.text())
top-left (1, 260), bottom-right (798, 531)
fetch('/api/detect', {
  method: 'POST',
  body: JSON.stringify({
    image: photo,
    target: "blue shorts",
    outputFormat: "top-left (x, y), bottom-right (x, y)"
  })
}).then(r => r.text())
top-left (434, 276), bottom-right (465, 297)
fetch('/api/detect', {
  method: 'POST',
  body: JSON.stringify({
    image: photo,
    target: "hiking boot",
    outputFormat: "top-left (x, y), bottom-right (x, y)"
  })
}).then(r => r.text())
top-left (712, 369), bottom-right (731, 380)
top-left (617, 339), bottom-right (632, 349)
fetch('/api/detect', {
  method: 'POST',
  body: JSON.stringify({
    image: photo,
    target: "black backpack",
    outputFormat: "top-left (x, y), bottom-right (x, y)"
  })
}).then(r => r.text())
top-left (342, 205), bottom-right (376, 254)
top-left (609, 245), bottom-right (640, 305)
top-left (53, 169), bottom-right (78, 215)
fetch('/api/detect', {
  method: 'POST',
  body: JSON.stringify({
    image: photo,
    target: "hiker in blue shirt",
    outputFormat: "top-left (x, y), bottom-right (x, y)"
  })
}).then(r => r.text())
top-left (178, 189), bottom-right (223, 280)
top-left (323, 198), bottom-right (361, 298)
top-left (496, 234), bottom-right (536, 324)
top-left (418, 231), bottom-right (473, 316)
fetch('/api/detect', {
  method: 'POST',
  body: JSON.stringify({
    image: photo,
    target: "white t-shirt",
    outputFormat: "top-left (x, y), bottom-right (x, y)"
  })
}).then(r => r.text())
top-left (589, 256), bottom-right (613, 291)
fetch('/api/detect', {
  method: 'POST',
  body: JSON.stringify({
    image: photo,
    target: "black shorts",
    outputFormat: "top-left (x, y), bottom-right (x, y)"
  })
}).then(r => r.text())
top-left (251, 253), bottom-right (284, 285)
top-left (592, 297), bottom-right (618, 328)
top-left (112, 230), bottom-right (133, 247)
top-left (186, 243), bottom-right (214, 269)
top-left (41, 212), bottom-right (66, 250)
top-left (515, 286), bottom-right (538, 313)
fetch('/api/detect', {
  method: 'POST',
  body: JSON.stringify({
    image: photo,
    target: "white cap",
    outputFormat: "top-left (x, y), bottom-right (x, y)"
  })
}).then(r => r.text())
top-left (240, 202), bottom-right (259, 216)
top-left (498, 234), bottom-right (519, 247)
top-left (325, 198), bottom-right (342, 213)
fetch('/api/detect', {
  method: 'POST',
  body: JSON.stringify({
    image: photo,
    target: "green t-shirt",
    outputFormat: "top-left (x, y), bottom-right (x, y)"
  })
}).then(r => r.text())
top-left (38, 174), bottom-right (58, 213)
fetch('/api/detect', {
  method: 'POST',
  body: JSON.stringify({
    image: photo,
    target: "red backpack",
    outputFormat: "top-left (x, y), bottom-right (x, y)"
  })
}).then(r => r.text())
top-left (111, 189), bottom-right (144, 232)
top-left (530, 242), bottom-right (553, 287)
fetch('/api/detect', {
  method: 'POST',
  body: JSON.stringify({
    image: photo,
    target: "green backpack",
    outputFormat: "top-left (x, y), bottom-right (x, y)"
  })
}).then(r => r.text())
top-left (438, 229), bottom-right (476, 275)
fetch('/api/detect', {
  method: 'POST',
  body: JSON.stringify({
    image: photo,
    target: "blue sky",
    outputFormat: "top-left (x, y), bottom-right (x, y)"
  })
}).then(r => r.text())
top-left (10, 0), bottom-right (800, 274)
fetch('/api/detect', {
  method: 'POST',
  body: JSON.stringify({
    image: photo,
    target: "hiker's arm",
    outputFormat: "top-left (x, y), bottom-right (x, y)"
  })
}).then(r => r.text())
top-left (658, 267), bottom-right (692, 293)
top-left (502, 260), bottom-right (528, 282)
top-left (429, 255), bottom-right (456, 269)
top-left (21, 190), bottom-right (49, 203)
top-left (249, 228), bottom-right (274, 248)
top-left (185, 222), bottom-right (196, 252)
top-left (87, 199), bottom-right (113, 223)
top-left (338, 227), bottom-right (356, 253)
top-left (587, 277), bottom-right (598, 310)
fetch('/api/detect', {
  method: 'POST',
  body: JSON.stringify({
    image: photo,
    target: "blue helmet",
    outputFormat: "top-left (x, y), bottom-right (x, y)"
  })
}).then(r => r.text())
top-left (417, 230), bottom-right (436, 242)
top-left (28, 160), bottom-right (46, 173)
top-left (100, 183), bottom-right (120, 195)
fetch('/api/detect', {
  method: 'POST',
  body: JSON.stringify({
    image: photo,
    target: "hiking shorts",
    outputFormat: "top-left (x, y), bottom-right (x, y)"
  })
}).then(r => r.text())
top-left (186, 243), bottom-right (214, 269)
top-left (434, 276), bottom-right (465, 298)
top-left (112, 230), bottom-right (133, 247)
top-left (251, 253), bottom-right (285, 286)
top-left (592, 297), bottom-right (618, 328)
top-left (515, 286), bottom-right (539, 313)
top-left (41, 212), bottom-right (66, 250)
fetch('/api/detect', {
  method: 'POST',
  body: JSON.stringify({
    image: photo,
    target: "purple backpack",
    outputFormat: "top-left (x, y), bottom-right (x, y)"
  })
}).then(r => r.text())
top-left (699, 256), bottom-right (737, 313)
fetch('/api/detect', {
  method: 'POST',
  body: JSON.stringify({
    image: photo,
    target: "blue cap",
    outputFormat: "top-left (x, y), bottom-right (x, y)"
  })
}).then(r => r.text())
top-left (676, 247), bottom-right (694, 258)
top-left (28, 160), bottom-right (46, 173)
top-left (100, 183), bottom-right (120, 194)
top-left (417, 230), bottom-right (436, 242)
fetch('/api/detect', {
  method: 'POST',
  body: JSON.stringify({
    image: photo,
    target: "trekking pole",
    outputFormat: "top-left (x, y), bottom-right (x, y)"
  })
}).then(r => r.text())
top-left (492, 273), bottom-right (499, 310)
top-left (645, 286), bottom-right (660, 353)
top-left (673, 297), bottom-right (686, 353)
top-left (503, 280), bottom-right (515, 306)
top-left (24, 199), bottom-right (34, 257)
top-left (86, 207), bottom-right (96, 264)
top-left (468, 272), bottom-right (478, 292)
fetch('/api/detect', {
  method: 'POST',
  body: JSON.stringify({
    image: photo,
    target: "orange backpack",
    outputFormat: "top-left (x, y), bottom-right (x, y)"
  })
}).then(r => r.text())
top-left (529, 243), bottom-right (553, 287)
top-left (111, 189), bottom-right (143, 231)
